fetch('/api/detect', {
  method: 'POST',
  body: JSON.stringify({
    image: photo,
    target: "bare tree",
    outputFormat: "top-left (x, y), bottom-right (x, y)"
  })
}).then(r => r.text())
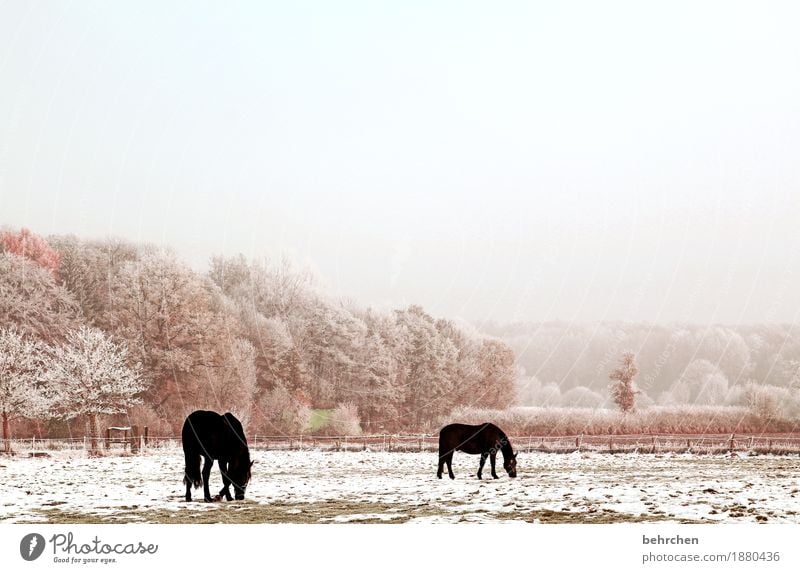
top-left (609, 352), bottom-right (640, 413)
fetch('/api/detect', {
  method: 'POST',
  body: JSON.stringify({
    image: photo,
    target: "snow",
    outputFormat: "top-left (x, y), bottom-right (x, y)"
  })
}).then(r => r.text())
top-left (1, 449), bottom-right (799, 523)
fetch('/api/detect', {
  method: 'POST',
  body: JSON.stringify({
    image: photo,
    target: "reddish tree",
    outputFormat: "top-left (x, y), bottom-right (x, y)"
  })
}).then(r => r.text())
top-left (609, 352), bottom-right (641, 413)
top-left (0, 228), bottom-right (61, 280)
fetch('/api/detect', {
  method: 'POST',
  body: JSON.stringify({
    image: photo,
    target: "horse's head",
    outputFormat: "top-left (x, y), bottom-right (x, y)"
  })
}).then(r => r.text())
top-left (229, 455), bottom-right (254, 500)
top-left (503, 452), bottom-right (517, 478)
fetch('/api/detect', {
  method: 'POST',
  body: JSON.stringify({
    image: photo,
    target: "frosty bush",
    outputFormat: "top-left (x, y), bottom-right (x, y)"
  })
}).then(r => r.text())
top-left (329, 402), bottom-right (362, 436)
top-left (740, 383), bottom-right (799, 422)
top-left (254, 384), bottom-right (312, 435)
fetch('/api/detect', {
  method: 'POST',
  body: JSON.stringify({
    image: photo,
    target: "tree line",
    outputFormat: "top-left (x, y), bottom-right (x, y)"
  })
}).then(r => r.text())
top-left (490, 321), bottom-right (800, 420)
top-left (0, 228), bottom-right (516, 443)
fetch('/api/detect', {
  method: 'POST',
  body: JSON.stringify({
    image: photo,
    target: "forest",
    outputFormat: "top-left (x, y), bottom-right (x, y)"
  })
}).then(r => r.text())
top-left (0, 228), bottom-right (516, 441)
top-left (3, 226), bottom-right (800, 443)
top-left (478, 321), bottom-right (800, 434)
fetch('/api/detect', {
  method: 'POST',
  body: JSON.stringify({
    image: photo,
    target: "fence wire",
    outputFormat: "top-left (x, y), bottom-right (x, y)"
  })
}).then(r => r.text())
top-left (4, 433), bottom-right (800, 455)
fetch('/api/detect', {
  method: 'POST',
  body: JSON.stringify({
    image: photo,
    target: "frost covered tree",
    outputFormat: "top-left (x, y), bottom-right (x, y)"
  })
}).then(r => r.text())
top-left (352, 330), bottom-right (401, 430)
top-left (255, 383), bottom-right (312, 435)
top-left (46, 327), bottom-right (145, 453)
top-left (0, 228), bottom-right (61, 280)
top-left (192, 337), bottom-right (258, 423)
top-left (536, 382), bottom-right (562, 407)
top-left (515, 375), bottom-right (542, 406)
top-left (105, 250), bottom-right (220, 425)
top-left (609, 352), bottom-right (640, 413)
top-left (474, 338), bottom-right (516, 409)
top-left (561, 385), bottom-right (604, 408)
top-left (0, 252), bottom-right (79, 341)
top-left (669, 359), bottom-right (729, 405)
top-left (48, 236), bottom-right (139, 323)
top-left (394, 306), bottom-right (458, 427)
top-left (0, 328), bottom-right (49, 453)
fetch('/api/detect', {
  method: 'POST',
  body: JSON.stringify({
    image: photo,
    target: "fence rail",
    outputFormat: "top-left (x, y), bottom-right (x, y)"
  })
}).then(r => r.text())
top-left (4, 433), bottom-right (800, 455)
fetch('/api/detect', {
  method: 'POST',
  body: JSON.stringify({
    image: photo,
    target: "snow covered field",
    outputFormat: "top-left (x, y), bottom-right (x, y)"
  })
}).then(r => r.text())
top-left (1, 449), bottom-right (799, 524)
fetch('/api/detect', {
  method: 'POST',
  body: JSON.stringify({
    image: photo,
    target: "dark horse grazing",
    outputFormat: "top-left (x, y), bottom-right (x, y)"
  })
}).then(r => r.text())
top-left (437, 422), bottom-right (517, 479)
top-left (182, 410), bottom-right (253, 502)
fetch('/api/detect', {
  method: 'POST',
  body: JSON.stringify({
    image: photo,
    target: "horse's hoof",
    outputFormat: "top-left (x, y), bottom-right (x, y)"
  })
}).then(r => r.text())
top-left (437, 474), bottom-right (442, 479)
top-left (492, 475), bottom-right (499, 480)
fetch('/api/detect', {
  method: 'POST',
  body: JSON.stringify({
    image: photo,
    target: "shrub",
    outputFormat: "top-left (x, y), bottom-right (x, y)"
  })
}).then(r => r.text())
top-left (328, 402), bottom-right (362, 436)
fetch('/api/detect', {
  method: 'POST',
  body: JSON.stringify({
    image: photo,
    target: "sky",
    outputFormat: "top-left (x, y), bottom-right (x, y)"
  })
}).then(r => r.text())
top-left (2, 1), bottom-right (800, 325)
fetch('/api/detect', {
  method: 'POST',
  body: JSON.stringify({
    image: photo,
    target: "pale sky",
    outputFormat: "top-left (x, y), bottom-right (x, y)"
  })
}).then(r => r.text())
top-left (2, 1), bottom-right (800, 324)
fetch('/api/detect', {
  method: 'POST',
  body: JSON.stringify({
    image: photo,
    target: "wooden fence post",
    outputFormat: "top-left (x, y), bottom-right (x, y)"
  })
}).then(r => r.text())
top-left (576, 435), bottom-right (582, 451)
top-left (729, 434), bottom-right (736, 452)
top-left (131, 425), bottom-right (140, 454)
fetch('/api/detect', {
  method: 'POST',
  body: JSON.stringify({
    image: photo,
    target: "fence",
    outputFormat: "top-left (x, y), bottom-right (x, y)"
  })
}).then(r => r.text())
top-left (5, 433), bottom-right (800, 456)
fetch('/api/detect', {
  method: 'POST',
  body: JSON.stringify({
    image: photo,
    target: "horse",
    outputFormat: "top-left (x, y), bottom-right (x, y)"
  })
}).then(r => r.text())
top-left (182, 410), bottom-right (253, 502)
top-left (437, 422), bottom-right (517, 479)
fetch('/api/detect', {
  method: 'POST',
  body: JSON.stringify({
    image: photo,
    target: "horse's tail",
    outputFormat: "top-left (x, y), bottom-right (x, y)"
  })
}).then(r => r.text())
top-left (438, 425), bottom-right (454, 457)
top-left (184, 453), bottom-right (202, 489)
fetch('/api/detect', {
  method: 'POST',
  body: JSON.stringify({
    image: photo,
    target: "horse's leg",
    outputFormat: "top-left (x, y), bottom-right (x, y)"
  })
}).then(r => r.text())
top-left (446, 452), bottom-right (455, 479)
top-left (184, 456), bottom-right (194, 502)
top-left (218, 460), bottom-right (233, 501)
top-left (202, 456), bottom-right (214, 502)
top-left (490, 451), bottom-right (499, 479)
top-left (477, 452), bottom-right (488, 479)
top-left (437, 454), bottom-right (445, 479)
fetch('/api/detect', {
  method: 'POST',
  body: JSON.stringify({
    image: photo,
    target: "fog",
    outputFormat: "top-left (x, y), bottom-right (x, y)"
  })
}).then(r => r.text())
top-left (2, 1), bottom-right (800, 324)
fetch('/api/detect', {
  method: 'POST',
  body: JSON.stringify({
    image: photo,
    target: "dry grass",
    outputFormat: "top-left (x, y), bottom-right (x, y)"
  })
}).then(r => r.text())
top-left (447, 405), bottom-right (799, 436)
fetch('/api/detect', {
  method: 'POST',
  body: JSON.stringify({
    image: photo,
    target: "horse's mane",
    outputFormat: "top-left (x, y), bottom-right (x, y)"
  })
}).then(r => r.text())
top-left (222, 412), bottom-right (249, 445)
top-left (223, 412), bottom-right (251, 477)
top-left (499, 432), bottom-right (514, 459)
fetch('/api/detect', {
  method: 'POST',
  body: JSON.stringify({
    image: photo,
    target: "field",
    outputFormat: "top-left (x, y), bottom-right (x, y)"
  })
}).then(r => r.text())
top-left (1, 449), bottom-right (799, 524)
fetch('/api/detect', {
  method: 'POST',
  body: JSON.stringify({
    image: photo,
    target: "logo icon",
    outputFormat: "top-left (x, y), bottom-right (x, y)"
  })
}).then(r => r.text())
top-left (20, 533), bottom-right (46, 561)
